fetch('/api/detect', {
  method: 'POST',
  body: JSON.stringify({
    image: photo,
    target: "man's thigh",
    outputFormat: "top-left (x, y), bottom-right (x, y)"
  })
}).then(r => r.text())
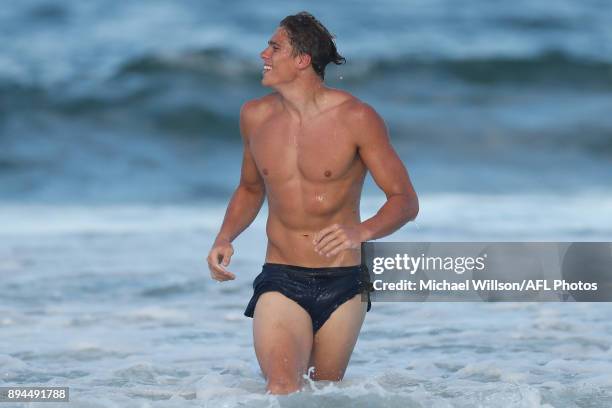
top-left (308, 293), bottom-right (367, 381)
top-left (253, 291), bottom-right (314, 383)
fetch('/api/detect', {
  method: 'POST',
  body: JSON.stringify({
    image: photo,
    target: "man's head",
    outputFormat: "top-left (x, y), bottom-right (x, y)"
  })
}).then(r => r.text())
top-left (260, 11), bottom-right (345, 87)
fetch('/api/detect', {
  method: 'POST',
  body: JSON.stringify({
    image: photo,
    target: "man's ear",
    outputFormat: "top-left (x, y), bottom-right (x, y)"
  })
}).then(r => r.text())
top-left (296, 53), bottom-right (312, 69)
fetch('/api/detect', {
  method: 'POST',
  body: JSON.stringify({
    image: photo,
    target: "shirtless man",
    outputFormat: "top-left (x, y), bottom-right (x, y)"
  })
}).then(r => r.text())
top-left (207, 12), bottom-right (418, 395)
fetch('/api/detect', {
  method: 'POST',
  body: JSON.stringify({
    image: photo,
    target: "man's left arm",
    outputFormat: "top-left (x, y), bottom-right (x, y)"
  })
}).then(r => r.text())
top-left (314, 102), bottom-right (418, 257)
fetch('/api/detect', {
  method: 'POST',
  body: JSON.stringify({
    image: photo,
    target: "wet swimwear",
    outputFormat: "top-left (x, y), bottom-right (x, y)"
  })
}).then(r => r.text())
top-left (244, 263), bottom-right (373, 333)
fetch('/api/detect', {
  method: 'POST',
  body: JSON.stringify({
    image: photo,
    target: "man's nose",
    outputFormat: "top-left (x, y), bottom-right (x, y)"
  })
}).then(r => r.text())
top-left (260, 48), bottom-right (270, 60)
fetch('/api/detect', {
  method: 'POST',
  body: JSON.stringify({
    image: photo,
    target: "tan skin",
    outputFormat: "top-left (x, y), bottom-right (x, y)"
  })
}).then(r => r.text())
top-left (207, 27), bottom-right (418, 394)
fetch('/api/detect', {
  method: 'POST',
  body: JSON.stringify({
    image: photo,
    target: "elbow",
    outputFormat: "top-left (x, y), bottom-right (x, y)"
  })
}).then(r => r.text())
top-left (402, 191), bottom-right (419, 222)
top-left (387, 190), bottom-right (419, 223)
top-left (410, 195), bottom-right (419, 221)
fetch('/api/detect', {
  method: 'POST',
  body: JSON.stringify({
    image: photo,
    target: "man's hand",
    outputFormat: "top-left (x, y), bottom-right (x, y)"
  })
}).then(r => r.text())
top-left (207, 238), bottom-right (236, 281)
top-left (313, 224), bottom-right (365, 257)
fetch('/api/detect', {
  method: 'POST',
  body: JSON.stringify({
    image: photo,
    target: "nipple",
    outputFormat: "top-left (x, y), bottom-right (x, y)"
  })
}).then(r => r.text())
top-left (262, 168), bottom-right (268, 176)
top-left (324, 170), bottom-right (332, 178)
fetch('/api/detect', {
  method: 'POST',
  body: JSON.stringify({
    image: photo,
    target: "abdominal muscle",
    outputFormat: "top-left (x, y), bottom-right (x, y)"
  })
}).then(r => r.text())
top-left (264, 200), bottom-right (362, 268)
top-left (260, 148), bottom-right (366, 267)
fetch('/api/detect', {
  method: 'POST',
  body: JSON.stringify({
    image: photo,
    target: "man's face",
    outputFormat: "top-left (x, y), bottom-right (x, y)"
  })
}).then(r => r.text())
top-left (260, 27), bottom-right (300, 88)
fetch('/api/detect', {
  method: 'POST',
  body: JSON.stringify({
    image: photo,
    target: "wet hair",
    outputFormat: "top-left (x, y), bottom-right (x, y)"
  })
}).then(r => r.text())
top-left (279, 11), bottom-right (345, 80)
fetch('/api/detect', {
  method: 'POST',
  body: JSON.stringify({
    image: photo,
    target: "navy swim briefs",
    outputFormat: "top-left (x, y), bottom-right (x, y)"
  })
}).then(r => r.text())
top-left (244, 262), bottom-right (373, 333)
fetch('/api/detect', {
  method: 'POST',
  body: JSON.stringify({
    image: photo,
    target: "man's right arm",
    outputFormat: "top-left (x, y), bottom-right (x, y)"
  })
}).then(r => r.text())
top-left (207, 100), bottom-right (266, 280)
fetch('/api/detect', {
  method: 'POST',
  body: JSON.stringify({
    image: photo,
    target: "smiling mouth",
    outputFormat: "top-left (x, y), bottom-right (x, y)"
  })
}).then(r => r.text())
top-left (263, 65), bottom-right (272, 74)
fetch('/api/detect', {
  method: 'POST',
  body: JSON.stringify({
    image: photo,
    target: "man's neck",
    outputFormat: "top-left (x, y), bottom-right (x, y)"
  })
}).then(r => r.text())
top-left (275, 76), bottom-right (327, 122)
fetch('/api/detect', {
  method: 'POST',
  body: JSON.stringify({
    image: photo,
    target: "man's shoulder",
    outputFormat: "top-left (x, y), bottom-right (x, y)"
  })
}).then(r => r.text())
top-left (323, 88), bottom-right (359, 111)
top-left (331, 92), bottom-right (386, 146)
top-left (332, 91), bottom-right (380, 126)
top-left (241, 93), bottom-right (280, 118)
top-left (240, 93), bottom-right (280, 136)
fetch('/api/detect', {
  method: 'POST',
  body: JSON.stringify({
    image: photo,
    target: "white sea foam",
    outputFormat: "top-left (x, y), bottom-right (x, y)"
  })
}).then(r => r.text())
top-left (1, 203), bottom-right (611, 406)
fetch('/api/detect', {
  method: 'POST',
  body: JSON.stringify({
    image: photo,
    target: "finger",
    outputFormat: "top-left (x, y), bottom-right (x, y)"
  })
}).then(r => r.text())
top-left (208, 257), bottom-right (236, 280)
top-left (206, 254), bottom-right (218, 272)
top-left (316, 229), bottom-right (344, 253)
top-left (314, 227), bottom-right (342, 250)
top-left (217, 269), bottom-right (236, 280)
top-left (327, 241), bottom-right (351, 257)
top-left (216, 250), bottom-right (225, 265)
top-left (313, 224), bottom-right (340, 245)
top-left (222, 249), bottom-right (233, 266)
top-left (215, 271), bottom-right (235, 281)
top-left (208, 250), bottom-right (222, 266)
top-left (212, 267), bottom-right (236, 281)
top-left (314, 224), bottom-right (339, 244)
top-left (215, 263), bottom-right (236, 279)
top-left (319, 237), bottom-right (344, 256)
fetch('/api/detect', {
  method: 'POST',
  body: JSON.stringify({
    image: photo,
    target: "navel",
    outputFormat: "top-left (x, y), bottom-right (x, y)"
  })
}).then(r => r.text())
top-left (262, 168), bottom-right (268, 176)
top-left (324, 170), bottom-right (332, 178)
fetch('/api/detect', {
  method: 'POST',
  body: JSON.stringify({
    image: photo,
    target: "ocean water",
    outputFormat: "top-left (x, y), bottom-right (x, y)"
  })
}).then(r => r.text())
top-left (2, 198), bottom-right (612, 408)
top-left (1, 0), bottom-right (612, 407)
top-left (1, 0), bottom-right (612, 203)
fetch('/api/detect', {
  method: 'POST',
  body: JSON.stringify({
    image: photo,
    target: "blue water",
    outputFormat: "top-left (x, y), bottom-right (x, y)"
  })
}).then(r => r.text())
top-left (1, 1), bottom-right (612, 407)
top-left (1, 0), bottom-right (612, 203)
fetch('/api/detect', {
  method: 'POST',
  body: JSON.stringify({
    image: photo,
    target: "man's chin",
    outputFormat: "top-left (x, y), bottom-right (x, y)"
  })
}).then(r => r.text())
top-left (261, 78), bottom-right (274, 88)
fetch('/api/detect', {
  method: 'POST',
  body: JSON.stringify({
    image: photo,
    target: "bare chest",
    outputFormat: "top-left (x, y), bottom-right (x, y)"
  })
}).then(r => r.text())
top-left (249, 116), bottom-right (358, 183)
